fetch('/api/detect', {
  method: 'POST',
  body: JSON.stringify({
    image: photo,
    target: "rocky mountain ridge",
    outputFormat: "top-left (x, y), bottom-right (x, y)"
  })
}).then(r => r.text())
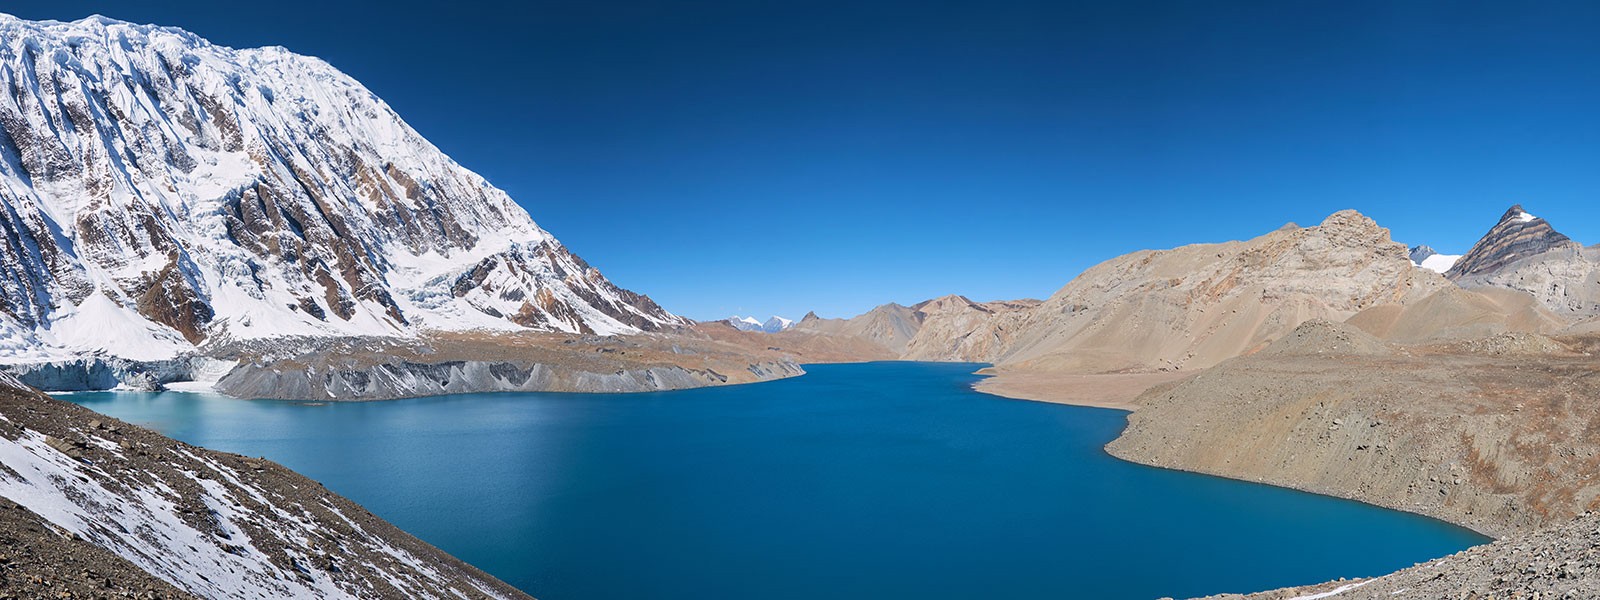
top-left (799, 205), bottom-right (1600, 380)
top-left (794, 210), bottom-right (1450, 374)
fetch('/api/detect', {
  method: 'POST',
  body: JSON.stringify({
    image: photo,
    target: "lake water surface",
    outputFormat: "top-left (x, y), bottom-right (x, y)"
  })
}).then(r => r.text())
top-left (67, 362), bottom-right (1485, 599)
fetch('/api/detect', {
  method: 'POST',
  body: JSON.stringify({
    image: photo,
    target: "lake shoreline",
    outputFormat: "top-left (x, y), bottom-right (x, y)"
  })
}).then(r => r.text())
top-left (967, 364), bottom-right (1504, 542)
top-left (970, 368), bottom-right (1193, 411)
top-left (63, 362), bottom-right (1483, 600)
top-left (964, 354), bottom-right (1600, 599)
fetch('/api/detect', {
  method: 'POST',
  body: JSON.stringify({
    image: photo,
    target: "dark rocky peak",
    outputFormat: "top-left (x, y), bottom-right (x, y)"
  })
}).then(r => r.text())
top-left (1447, 205), bottom-right (1576, 280)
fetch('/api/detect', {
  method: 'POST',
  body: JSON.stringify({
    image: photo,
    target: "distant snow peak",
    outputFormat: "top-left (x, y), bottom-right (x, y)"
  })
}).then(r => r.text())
top-left (1515, 210), bottom-right (1537, 223)
top-left (1408, 245), bottom-right (1461, 274)
top-left (726, 315), bottom-right (795, 333)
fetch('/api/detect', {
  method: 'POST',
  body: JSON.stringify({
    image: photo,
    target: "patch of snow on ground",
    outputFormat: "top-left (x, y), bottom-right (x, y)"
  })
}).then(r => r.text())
top-left (1288, 579), bottom-right (1374, 599)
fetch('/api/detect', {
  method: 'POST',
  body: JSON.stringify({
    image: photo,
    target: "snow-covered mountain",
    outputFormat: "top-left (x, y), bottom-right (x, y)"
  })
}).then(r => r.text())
top-left (726, 315), bottom-right (794, 333)
top-left (1408, 245), bottom-right (1461, 274)
top-left (0, 14), bottom-right (687, 363)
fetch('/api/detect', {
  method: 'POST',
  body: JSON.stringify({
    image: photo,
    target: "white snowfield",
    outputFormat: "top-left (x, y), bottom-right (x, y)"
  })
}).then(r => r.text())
top-left (1415, 253), bottom-right (1460, 274)
top-left (0, 14), bottom-right (686, 364)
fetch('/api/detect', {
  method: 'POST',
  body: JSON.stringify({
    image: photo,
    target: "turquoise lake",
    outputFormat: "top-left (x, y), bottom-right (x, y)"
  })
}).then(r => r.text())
top-left (67, 362), bottom-right (1485, 599)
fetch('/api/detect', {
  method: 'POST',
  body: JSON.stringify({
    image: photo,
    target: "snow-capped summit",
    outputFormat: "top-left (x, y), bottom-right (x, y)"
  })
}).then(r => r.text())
top-left (725, 315), bottom-right (795, 333)
top-left (763, 316), bottom-right (794, 331)
top-left (0, 14), bottom-right (687, 362)
top-left (726, 316), bottom-right (764, 332)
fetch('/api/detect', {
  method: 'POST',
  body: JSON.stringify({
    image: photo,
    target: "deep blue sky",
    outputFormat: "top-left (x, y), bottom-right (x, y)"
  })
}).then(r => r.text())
top-left (8, 2), bottom-right (1600, 320)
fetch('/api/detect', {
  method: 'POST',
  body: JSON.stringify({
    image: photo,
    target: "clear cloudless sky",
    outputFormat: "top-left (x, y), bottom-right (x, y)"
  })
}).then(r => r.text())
top-left (6, 1), bottom-right (1600, 321)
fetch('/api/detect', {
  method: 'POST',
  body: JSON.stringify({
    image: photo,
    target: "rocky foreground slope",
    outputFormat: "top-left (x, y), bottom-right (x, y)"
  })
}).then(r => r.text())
top-left (1206, 510), bottom-right (1600, 599)
top-left (0, 373), bottom-right (527, 597)
top-left (1111, 320), bottom-right (1600, 538)
top-left (1093, 320), bottom-right (1600, 599)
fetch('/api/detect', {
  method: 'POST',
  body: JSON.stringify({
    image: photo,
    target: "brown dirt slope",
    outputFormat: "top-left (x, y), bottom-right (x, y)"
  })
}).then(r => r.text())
top-left (1348, 286), bottom-right (1565, 343)
top-left (1110, 319), bottom-right (1600, 539)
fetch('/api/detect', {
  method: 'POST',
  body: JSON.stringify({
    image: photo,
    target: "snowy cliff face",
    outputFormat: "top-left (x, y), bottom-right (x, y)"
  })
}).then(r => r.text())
top-left (0, 14), bottom-right (686, 362)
